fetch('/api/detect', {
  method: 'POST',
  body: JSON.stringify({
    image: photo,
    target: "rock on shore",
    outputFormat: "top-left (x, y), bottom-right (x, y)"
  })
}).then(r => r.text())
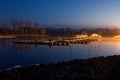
top-left (0, 55), bottom-right (120, 80)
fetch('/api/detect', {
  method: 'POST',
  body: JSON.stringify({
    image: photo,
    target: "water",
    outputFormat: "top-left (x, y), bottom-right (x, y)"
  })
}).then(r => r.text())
top-left (0, 39), bottom-right (120, 70)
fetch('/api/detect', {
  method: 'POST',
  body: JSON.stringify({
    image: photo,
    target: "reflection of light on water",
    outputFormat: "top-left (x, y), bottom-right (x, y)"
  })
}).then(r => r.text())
top-left (85, 41), bottom-right (120, 58)
top-left (112, 41), bottom-right (120, 55)
top-left (113, 35), bottom-right (120, 38)
top-left (113, 35), bottom-right (120, 41)
top-left (2, 40), bottom-right (120, 69)
top-left (100, 41), bottom-right (120, 55)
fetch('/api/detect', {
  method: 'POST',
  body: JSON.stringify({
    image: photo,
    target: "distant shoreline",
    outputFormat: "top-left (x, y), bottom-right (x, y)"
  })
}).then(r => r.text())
top-left (0, 35), bottom-right (16, 39)
top-left (0, 35), bottom-right (120, 42)
top-left (102, 37), bottom-right (120, 41)
top-left (0, 35), bottom-right (47, 39)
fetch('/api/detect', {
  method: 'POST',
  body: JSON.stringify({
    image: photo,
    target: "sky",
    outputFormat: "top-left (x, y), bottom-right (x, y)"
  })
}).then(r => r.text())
top-left (0, 0), bottom-right (120, 28)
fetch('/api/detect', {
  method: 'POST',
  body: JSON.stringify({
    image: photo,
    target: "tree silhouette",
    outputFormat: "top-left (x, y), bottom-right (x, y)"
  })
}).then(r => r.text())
top-left (25, 20), bottom-right (32, 34)
top-left (34, 22), bottom-right (39, 35)
top-left (41, 29), bottom-right (45, 36)
top-left (1, 23), bottom-right (8, 35)
top-left (11, 19), bottom-right (18, 34)
top-left (19, 20), bottom-right (24, 35)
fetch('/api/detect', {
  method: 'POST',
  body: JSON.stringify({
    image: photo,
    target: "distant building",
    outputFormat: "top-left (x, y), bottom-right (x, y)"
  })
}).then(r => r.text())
top-left (90, 33), bottom-right (101, 38)
top-left (73, 33), bottom-right (88, 40)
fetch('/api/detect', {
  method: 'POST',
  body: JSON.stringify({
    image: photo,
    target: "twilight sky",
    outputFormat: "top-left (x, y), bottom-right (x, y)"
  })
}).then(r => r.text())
top-left (0, 0), bottom-right (120, 28)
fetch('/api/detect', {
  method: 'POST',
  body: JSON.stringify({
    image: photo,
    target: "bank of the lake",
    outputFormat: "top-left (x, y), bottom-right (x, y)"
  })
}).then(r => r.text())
top-left (0, 55), bottom-right (120, 80)
top-left (0, 35), bottom-right (16, 39)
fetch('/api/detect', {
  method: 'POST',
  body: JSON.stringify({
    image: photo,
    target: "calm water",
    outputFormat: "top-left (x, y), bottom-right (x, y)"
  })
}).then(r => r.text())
top-left (0, 39), bottom-right (120, 70)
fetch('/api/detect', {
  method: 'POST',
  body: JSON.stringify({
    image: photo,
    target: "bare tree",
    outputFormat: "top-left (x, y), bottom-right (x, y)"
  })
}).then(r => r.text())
top-left (25, 20), bottom-right (32, 34)
top-left (34, 22), bottom-right (39, 35)
top-left (11, 19), bottom-right (18, 34)
top-left (28, 21), bottom-right (32, 34)
top-left (41, 29), bottom-right (45, 41)
top-left (1, 23), bottom-right (8, 35)
top-left (41, 29), bottom-right (45, 36)
top-left (19, 20), bottom-right (24, 35)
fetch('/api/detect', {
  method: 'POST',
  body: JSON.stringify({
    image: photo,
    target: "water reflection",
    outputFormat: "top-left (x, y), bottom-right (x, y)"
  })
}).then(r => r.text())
top-left (69, 45), bottom-right (73, 60)
top-left (11, 44), bottom-right (32, 52)
top-left (2, 39), bottom-right (119, 69)
top-left (11, 42), bottom-right (95, 65)
top-left (11, 42), bottom-right (94, 55)
top-left (0, 39), bottom-right (9, 47)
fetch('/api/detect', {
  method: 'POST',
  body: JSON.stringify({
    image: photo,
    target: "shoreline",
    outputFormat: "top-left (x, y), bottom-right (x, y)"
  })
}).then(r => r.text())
top-left (102, 37), bottom-right (120, 42)
top-left (0, 35), bottom-right (16, 39)
top-left (0, 35), bottom-right (117, 39)
top-left (0, 55), bottom-right (120, 80)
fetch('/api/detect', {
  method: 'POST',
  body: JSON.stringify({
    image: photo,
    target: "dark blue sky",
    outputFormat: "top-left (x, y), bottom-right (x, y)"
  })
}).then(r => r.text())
top-left (0, 0), bottom-right (120, 28)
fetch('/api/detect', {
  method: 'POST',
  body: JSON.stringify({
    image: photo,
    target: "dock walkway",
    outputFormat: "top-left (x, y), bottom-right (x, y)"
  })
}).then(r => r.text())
top-left (13, 37), bottom-right (101, 46)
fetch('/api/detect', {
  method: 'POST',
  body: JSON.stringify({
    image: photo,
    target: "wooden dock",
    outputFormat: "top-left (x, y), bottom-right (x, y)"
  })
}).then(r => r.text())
top-left (12, 37), bottom-right (100, 46)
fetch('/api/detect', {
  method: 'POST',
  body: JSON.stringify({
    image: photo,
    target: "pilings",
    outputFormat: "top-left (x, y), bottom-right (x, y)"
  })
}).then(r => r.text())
top-left (12, 37), bottom-right (100, 46)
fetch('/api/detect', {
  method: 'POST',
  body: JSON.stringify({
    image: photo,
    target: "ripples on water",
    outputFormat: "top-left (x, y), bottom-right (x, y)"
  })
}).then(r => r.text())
top-left (0, 39), bottom-right (120, 69)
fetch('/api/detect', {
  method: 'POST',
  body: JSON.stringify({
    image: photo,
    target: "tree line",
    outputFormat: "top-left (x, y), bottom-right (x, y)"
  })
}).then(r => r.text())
top-left (0, 19), bottom-right (45, 35)
top-left (45, 28), bottom-right (120, 37)
top-left (0, 19), bottom-right (120, 37)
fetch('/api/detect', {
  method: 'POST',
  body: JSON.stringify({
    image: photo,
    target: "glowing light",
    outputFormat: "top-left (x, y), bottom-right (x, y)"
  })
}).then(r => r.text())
top-left (113, 35), bottom-right (120, 39)
top-left (90, 33), bottom-right (101, 38)
top-left (74, 34), bottom-right (88, 39)
top-left (112, 35), bottom-right (120, 41)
